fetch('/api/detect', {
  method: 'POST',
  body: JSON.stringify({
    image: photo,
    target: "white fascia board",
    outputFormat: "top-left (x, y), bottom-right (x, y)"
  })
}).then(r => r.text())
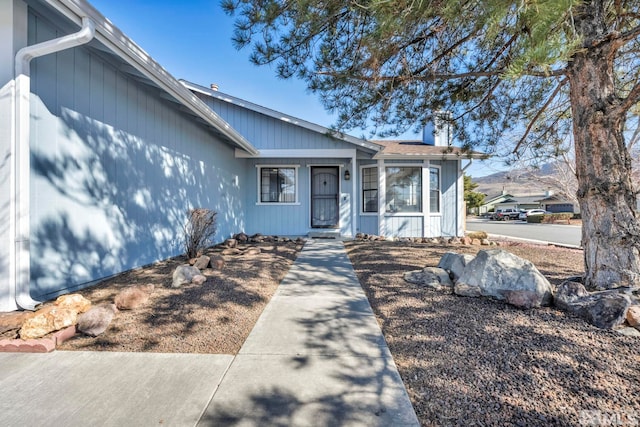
top-left (183, 80), bottom-right (382, 153)
top-left (45, 0), bottom-right (259, 157)
top-left (373, 153), bottom-right (486, 161)
top-left (236, 148), bottom-right (357, 159)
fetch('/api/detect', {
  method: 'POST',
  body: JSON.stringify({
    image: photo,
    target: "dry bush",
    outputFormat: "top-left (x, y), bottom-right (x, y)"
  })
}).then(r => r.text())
top-left (466, 230), bottom-right (488, 240)
top-left (183, 208), bottom-right (217, 258)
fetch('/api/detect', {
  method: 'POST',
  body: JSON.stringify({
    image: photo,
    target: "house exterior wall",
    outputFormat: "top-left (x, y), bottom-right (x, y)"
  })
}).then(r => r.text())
top-left (196, 94), bottom-right (358, 151)
top-left (27, 11), bottom-right (246, 300)
top-left (243, 157), bottom-right (353, 236)
top-left (356, 158), bottom-right (461, 238)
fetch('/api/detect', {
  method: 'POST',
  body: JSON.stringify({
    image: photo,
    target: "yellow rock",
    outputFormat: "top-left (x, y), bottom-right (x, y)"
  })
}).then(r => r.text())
top-left (20, 306), bottom-right (78, 339)
top-left (54, 294), bottom-right (92, 313)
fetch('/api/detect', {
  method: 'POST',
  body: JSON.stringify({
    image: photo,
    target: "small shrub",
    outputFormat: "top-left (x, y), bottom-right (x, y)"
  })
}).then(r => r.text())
top-left (542, 213), bottom-right (572, 224)
top-left (467, 231), bottom-right (488, 240)
top-left (527, 215), bottom-right (544, 223)
top-left (183, 208), bottom-right (217, 258)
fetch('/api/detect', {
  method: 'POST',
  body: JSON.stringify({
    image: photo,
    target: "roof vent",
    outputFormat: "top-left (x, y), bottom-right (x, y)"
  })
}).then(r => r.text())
top-left (210, 83), bottom-right (219, 91)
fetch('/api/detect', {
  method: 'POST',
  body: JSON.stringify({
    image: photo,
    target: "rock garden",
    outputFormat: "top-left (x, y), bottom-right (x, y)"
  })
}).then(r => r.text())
top-left (345, 239), bottom-right (640, 426)
top-left (0, 234), bottom-right (303, 353)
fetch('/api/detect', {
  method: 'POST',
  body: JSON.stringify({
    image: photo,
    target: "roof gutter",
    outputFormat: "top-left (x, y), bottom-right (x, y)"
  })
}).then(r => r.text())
top-left (11, 17), bottom-right (96, 310)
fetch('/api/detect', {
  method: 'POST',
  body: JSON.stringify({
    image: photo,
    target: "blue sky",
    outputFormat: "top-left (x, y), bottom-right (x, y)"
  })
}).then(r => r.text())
top-left (90, 0), bottom-right (500, 177)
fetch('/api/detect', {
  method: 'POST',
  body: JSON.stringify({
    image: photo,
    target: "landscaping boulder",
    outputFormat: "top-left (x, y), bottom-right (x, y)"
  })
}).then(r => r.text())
top-left (114, 284), bottom-right (154, 310)
top-left (193, 255), bottom-right (211, 270)
top-left (54, 294), bottom-right (92, 314)
top-left (224, 238), bottom-right (237, 248)
top-left (210, 255), bottom-right (225, 270)
top-left (20, 306), bottom-right (77, 339)
top-left (437, 252), bottom-right (475, 282)
top-left (0, 311), bottom-right (34, 334)
top-left (555, 281), bottom-right (633, 329)
top-left (172, 265), bottom-right (201, 288)
top-left (192, 275), bottom-right (207, 285)
top-left (404, 267), bottom-right (454, 293)
top-left (454, 249), bottom-right (553, 308)
top-left (234, 232), bottom-right (249, 243)
top-left (627, 306), bottom-right (640, 328)
top-left (221, 248), bottom-right (243, 256)
top-left (77, 304), bottom-right (118, 336)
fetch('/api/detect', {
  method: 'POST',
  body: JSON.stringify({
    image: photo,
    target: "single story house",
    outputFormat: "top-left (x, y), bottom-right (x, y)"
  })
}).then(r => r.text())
top-left (0, 0), bottom-right (483, 311)
top-left (535, 194), bottom-right (579, 214)
top-left (478, 191), bottom-right (514, 215)
top-left (494, 195), bottom-right (545, 212)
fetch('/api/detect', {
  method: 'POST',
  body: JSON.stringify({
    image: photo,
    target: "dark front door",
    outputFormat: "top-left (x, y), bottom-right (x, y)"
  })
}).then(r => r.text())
top-left (311, 167), bottom-right (339, 228)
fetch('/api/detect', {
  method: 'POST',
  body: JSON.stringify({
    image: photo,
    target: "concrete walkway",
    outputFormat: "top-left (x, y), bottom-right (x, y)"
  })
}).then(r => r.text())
top-left (0, 240), bottom-right (418, 426)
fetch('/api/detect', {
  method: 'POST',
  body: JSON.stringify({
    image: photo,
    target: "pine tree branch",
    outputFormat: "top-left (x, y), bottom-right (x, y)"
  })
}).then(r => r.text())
top-left (617, 80), bottom-right (640, 115)
top-left (512, 77), bottom-right (568, 154)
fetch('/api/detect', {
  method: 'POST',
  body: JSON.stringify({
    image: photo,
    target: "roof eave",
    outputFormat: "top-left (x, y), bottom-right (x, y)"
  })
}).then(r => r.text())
top-left (46, 0), bottom-right (259, 157)
top-left (372, 152), bottom-right (487, 160)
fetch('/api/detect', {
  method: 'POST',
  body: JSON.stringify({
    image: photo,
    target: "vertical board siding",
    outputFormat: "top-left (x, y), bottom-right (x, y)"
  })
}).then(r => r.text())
top-left (244, 158), bottom-right (352, 236)
top-left (440, 161), bottom-right (458, 236)
top-left (28, 12), bottom-right (246, 299)
top-left (429, 218), bottom-right (443, 237)
top-left (358, 216), bottom-right (378, 235)
top-left (386, 216), bottom-right (423, 237)
top-left (197, 94), bottom-right (358, 151)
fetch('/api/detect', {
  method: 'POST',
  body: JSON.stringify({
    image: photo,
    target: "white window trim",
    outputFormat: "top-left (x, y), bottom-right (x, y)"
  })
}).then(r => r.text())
top-left (428, 164), bottom-right (442, 215)
top-left (384, 164), bottom-right (425, 215)
top-left (255, 164), bottom-right (301, 206)
top-left (359, 165), bottom-right (379, 216)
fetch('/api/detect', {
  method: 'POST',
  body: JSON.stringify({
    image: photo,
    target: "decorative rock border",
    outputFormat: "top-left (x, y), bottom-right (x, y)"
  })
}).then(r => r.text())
top-left (0, 325), bottom-right (77, 353)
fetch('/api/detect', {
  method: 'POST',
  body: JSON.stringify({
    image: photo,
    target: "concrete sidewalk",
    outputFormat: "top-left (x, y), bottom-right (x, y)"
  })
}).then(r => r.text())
top-left (0, 240), bottom-right (418, 426)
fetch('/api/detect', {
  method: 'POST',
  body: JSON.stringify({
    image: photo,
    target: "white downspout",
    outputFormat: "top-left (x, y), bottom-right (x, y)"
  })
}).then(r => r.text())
top-left (11, 17), bottom-right (95, 310)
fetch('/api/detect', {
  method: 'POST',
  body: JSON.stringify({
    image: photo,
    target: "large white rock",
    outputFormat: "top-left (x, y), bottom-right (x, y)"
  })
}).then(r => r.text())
top-left (454, 249), bottom-right (553, 308)
top-left (172, 265), bottom-right (201, 288)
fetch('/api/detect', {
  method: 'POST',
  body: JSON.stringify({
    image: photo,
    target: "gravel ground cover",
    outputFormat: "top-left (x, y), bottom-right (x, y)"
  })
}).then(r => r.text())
top-left (54, 242), bottom-right (301, 354)
top-left (344, 240), bottom-right (640, 427)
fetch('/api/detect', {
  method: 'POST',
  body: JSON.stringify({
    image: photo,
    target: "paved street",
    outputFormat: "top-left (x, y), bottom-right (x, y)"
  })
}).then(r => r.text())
top-left (466, 218), bottom-right (581, 248)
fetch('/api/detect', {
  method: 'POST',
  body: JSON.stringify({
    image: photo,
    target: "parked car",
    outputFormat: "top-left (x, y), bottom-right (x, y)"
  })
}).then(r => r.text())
top-left (492, 208), bottom-right (520, 221)
top-left (518, 209), bottom-right (551, 221)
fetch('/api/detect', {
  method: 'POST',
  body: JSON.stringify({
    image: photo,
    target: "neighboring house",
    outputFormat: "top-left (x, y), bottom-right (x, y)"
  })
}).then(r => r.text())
top-left (478, 191), bottom-right (514, 215)
top-left (535, 193), bottom-right (580, 214)
top-left (494, 195), bottom-right (544, 212)
top-left (0, 0), bottom-right (483, 311)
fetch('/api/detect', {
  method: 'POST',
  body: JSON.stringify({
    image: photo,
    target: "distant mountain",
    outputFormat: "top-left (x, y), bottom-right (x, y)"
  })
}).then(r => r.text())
top-left (471, 164), bottom-right (559, 197)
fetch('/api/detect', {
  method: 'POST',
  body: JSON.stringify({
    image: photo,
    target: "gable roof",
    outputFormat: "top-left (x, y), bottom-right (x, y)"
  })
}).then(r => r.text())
top-left (371, 140), bottom-right (486, 160)
top-left (38, 0), bottom-right (258, 156)
top-left (181, 80), bottom-right (383, 154)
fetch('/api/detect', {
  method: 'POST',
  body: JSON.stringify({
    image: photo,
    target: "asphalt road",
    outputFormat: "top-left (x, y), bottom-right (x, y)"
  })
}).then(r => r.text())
top-left (466, 218), bottom-right (582, 248)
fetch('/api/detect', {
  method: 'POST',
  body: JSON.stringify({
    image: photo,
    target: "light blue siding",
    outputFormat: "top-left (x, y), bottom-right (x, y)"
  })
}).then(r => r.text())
top-left (28, 12), bottom-right (245, 299)
top-left (197, 94), bottom-right (358, 151)
top-left (439, 161), bottom-right (459, 236)
top-left (358, 216), bottom-right (378, 235)
top-left (243, 158), bottom-right (352, 236)
top-left (386, 216), bottom-right (423, 237)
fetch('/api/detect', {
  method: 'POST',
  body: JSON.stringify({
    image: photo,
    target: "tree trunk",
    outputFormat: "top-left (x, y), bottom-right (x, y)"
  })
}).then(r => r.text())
top-left (568, 1), bottom-right (640, 290)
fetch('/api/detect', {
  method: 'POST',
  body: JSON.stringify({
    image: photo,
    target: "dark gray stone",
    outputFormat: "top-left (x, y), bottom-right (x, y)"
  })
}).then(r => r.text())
top-left (555, 281), bottom-right (633, 329)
